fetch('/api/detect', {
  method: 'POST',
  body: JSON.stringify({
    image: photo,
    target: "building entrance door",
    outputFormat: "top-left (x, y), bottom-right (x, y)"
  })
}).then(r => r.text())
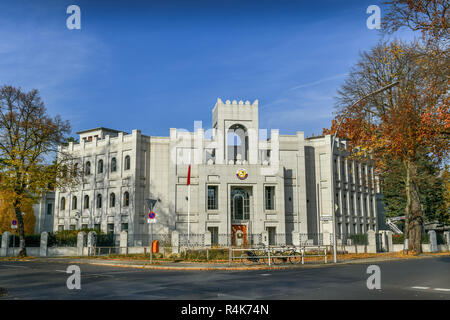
top-left (232, 225), bottom-right (247, 247)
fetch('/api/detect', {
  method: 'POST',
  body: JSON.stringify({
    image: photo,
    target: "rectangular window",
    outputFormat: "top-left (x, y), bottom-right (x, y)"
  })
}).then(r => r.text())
top-left (208, 227), bottom-right (219, 246)
top-left (81, 224), bottom-right (88, 229)
top-left (58, 225), bottom-right (64, 231)
top-left (94, 224), bottom-right (101, 231)
top-left (265, 186), bottom-right (275, 210)
top-left (47, 203), bottom-right (53, 215)
top-left (207, 186), bottom-right (218, 210)
top-left (121, 223), bottom-right (128, 232)
top-left (266, 227), bottom-right (276, 245)
top-left (69, 225), bottom-right (75, 231)
top-left (107, 223), bottom-right (114, 234)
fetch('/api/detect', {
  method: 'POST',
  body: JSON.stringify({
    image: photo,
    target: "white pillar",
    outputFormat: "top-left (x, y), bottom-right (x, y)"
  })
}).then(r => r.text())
top-left (87, 231), bottom-right (97, 256)
top-left (40, 232), bottom-right (48, 257)
top-left (171, 230), bottom-right (179, 254)
top-left (120, 231), bottom-right (128, 254)
top-left (77, 231), bottom-right (86, 256)
top-left (204, 231), bottom-right (211, 247)
top-left (1, 232), bottom-right (11, 257)
top-left (367, 230), bottom-right (377, 253)
top-left (428, 230), bottom-right (438, 253)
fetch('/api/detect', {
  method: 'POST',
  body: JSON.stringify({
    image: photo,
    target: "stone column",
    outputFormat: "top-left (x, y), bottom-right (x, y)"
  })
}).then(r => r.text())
top-left (367, 230), bottom-right (377, 253)
top-left (292, 232), bottom-right (300, 246)
top-left (443, 231), bottom-right (450, 246)
top-left (77, 231), bottom-right (86, 256)
top-left (87, 231), bottom-right (97, 256)
top-left (120, 231), bottom-right (128, 254)
top-left (171, 230), bottom-right (179, 254)
top-left (386, 231), bottom-right (393, 252)
top-left (323, 232), bottom-right (331, 246)
top-left (40, 232), bottom-right (48, 257)
top-left (204, 231), bottom-right (211, 248)
top-left (1, 232), bottom-right (11, 257)
top-left (261, 231), bottom-right (268, 247)
top-left (428, 230), bottom-right (438, 253)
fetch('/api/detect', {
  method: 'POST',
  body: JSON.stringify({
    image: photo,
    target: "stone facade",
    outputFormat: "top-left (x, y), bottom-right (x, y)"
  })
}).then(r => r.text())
top-left (54, 98), bottom-right (380, 246)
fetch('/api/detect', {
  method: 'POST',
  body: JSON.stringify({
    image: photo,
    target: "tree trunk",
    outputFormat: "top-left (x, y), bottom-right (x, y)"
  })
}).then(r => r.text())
top-left (404, 161), bottom-right (423, 254)
top-left (14, 201), bottom-right (27, 257)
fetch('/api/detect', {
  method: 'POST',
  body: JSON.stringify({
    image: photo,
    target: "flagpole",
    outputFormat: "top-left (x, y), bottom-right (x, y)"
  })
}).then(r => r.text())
top-left (188, 185), bottom-right (191, 246)
top-left (187, 164), bottom-right (191, 248)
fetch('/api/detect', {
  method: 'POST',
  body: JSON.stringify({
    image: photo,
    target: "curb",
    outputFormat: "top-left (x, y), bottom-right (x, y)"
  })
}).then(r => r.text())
top-left (4, 253), bottom-right (448, 271)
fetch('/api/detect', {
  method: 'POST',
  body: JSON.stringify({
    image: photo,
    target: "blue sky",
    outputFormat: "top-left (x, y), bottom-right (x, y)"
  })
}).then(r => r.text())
top-left (0, 0), bottom-right (416, 138)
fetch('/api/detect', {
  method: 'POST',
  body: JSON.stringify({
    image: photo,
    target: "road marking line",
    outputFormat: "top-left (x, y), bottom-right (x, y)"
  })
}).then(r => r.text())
top-left (434, 288), bottom-right (450, 292)
top-left (55, 270), bottom-right (67, 273)
top-left (411, 286), bottom-right (429, 290)
top-left (0, 265), bottom-right (27, 268)
top-left (260, 274), bottom-right (271, 276)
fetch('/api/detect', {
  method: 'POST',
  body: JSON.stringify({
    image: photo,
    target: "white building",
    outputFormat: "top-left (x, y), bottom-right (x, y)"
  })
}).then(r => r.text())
top-left (54, 98), bottom-right (380, 246)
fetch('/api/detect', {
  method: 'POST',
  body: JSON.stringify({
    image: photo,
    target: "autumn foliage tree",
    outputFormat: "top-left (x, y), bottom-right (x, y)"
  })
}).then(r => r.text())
top-left (0, 191), bottom-right (35, 235)
top-left (0, 85), bottom-right (76, 256)
top-left (324, 41), bottom-right (449, 253)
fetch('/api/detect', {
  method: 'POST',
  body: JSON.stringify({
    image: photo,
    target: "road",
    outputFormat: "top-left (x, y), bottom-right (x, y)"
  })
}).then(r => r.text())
top-left (0, 256), bottom-right (449, 300)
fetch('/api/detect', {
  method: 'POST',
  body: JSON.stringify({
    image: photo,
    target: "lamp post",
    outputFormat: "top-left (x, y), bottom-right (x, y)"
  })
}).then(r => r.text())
top-left (330, 81), bottom-right (399, 263)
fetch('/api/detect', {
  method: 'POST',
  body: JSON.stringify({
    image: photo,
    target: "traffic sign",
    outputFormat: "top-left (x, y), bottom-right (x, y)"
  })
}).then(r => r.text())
top-left (12, 220), bottom-right (17, 225)
top-left (146, 199), bottom-right (157, 211)
top-left (147, 211), bottom-right (156, 223)
top-left (11, 225), bottom-right (17, 229)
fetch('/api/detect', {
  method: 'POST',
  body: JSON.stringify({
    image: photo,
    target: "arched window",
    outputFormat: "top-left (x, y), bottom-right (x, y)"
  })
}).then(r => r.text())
top-left (98, 159), bottom-right (103, 174)
top-left (123, 191), bottom-right (130, 207)
top-left (72, 196), bottom-right (77, 210)
top-left (125, 155), bottom-right (131, 170)
top-left (111, 158), bottom-right (117, 172)
top-left (85, 161), bottom-right (91, 175)
top-left (110, 193), bottom-right (115, 207)
top-left (60, 197), bottom-right (66, 211)
top-left (227, 124), bottom-right (248, 163)
top-left (231, 188), bottom-right (250, 220)
top-left (97, 194), bottom-right (102, 208)
top-left (84, 195), bottom-right (89, 209)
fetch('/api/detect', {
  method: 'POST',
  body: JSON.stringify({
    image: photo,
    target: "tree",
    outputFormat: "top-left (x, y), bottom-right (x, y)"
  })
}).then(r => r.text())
top-left (382, 0), bottom-right (449, 45)
top-left (0, 191), bottom-right (35, 235)
top-left (381, 152), bottom-right (447, 224)
top-left (0, 85), bottom-right (76, 256)
top-left (324, 41), bottom-right (448, 253)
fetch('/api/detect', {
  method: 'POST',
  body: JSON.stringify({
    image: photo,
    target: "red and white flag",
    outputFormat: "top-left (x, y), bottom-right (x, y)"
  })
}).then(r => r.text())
top-left (187, 164), bottom-right (191, 186)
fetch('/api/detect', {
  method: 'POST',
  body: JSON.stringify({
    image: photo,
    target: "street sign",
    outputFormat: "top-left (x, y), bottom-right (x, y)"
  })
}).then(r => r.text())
top-left (320, 215), bottom-right (332, 221)
top-left (147, 211), bottom-right (156, 223)
top-left (12, 220), bottom-right (17, 225)
top-left (11, 225), bottom-right (17, 229)
top-left (146, 199), bottom-right (157, 211)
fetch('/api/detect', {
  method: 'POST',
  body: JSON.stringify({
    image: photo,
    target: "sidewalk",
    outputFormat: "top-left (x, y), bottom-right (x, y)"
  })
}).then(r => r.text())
top-left (27, 252), bottom-right (449, 271)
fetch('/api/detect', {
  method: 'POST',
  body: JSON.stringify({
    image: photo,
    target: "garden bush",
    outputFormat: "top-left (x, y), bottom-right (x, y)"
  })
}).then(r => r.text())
top-left (349, 234), bottom-right (368, 245)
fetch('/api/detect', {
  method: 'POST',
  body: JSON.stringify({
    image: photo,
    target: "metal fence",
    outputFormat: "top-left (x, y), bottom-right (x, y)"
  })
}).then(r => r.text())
top-left (229, 245), bottom-right (329, 265)
top-left (132, 233), bottom-right (172, 247)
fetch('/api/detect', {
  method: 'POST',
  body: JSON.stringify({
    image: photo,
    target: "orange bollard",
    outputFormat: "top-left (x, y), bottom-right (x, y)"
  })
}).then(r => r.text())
top-left (152, 240), bottom-right (159, 253)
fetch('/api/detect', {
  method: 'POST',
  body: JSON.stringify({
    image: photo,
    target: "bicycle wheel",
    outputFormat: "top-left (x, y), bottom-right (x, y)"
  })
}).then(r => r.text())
top-left (288, 250), bottom-right (302, 264)
top-left (241, 252), bottom-right (257, 265)
top-left (256, 250), bottom-right (268, 264)
top-left (272, 251), bottom-right (287, 265)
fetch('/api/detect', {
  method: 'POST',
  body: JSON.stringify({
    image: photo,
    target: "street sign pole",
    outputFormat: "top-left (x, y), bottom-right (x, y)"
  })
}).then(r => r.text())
top-left (150, 222), bottom-right (153, 265)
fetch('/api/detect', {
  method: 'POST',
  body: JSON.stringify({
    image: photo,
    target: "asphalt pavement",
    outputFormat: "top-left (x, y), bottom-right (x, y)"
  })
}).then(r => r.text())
top-left (0, 256), bottom-right (449, 299)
